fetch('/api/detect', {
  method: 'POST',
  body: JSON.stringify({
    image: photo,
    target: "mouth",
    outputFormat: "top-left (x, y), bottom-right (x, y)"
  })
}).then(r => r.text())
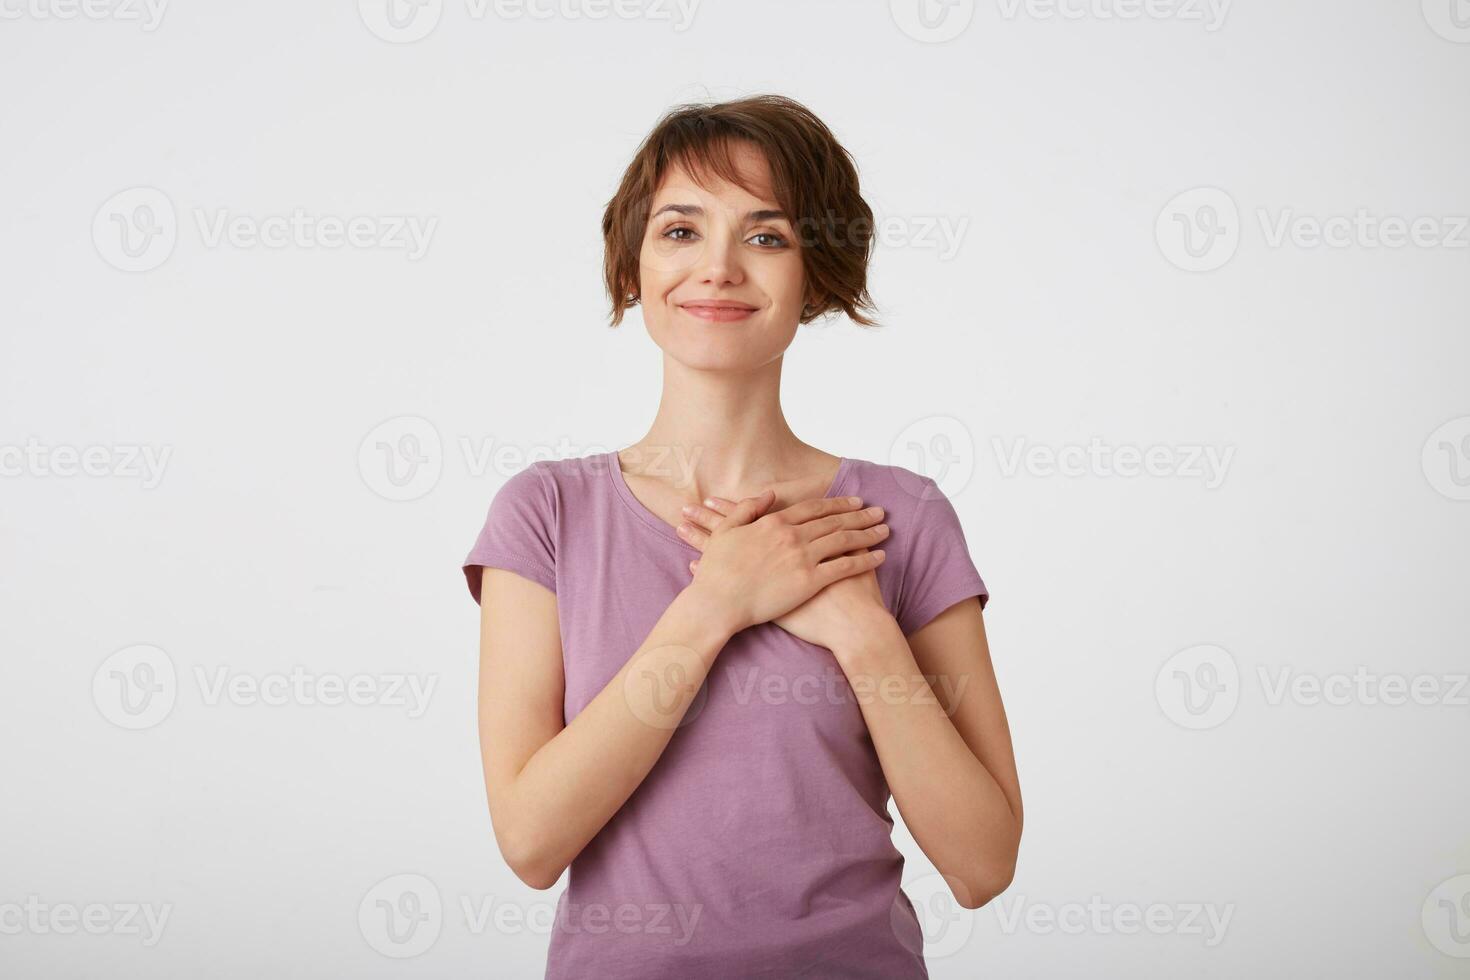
top-left (678, 301), bottom-right (759, 323)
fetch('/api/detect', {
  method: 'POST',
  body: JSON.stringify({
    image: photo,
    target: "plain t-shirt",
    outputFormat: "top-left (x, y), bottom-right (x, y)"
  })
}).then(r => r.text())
top-left (462, 450), bottom-right (989, 979)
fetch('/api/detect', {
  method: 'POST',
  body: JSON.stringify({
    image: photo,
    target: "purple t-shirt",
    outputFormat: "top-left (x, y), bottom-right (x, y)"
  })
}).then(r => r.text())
top-left (462, 450), bottom-right (988, 979)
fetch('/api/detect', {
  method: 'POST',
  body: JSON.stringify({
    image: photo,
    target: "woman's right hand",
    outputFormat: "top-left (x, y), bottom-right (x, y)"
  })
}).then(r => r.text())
top-left (685, 491), bottom-right (889, 634)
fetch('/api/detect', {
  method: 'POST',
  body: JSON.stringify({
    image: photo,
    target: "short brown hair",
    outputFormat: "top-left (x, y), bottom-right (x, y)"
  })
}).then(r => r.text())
top-left (601, 94), bottom-right (879, 328)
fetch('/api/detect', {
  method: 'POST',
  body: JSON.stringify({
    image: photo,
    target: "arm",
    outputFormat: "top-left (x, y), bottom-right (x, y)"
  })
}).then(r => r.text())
top-left (476, 492), bottom-right (883, 889)
top-left (833, 598), bottom-right (1023, 909)
top-left (478, 567), bottom-right (738, 889)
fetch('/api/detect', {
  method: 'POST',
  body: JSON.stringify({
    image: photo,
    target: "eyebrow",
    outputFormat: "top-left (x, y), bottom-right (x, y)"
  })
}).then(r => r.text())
top-left (651, 203), bottom-right (788, 222)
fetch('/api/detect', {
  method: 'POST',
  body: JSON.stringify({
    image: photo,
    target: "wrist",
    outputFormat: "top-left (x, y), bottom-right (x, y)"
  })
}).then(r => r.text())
top-left (676, 581), bottom-right (746, 646)
top-left (831, 610), bottom-right (908, 671)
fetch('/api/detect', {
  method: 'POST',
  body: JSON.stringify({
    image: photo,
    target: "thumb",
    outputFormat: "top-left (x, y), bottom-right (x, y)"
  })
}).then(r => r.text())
top-left (720, 488), bottom-right (774, 529)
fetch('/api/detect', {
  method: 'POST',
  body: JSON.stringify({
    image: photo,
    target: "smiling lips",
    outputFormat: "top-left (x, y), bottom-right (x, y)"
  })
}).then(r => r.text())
top-left (679, 300), bottom-right (758, 323)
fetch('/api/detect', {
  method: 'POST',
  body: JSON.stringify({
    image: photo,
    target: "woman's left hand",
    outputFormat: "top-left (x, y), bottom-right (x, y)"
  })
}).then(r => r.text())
top-left (677, 495), bottom-right (894, 654)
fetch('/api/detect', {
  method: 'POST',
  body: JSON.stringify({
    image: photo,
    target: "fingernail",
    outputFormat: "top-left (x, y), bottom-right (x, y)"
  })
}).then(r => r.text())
top-left (676, 522), bottom-right (689, 534)
top-left (703, 498), bottom-right (716, 508)
top-left (680, 504), bottom-right (694, 514)
top-left (847, 496), bottom-right (862, 506)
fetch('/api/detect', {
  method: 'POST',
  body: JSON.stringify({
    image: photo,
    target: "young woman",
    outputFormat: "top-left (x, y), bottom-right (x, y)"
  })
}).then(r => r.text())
top-left (462, 94), bottom-right (1022, 979)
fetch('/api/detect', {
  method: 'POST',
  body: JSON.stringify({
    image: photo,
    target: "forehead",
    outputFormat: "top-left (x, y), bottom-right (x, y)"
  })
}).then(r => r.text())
top-left (651, 141), bottom-right (778, 208)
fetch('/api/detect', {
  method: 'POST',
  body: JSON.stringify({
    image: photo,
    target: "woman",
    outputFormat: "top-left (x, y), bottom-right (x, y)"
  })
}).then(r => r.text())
top-left (462, 93), bottom-right (1022, 979)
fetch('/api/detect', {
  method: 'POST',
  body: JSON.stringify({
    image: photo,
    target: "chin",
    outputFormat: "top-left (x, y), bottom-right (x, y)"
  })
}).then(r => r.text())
top-left (650, 329), bottom-right (767, 371)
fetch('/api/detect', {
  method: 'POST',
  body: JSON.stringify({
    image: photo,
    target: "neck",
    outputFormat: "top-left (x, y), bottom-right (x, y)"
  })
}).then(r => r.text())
top-left (620, 353), bottom-right (827, 498)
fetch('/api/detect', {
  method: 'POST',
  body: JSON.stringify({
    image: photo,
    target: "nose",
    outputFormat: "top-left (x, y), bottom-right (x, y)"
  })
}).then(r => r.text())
top-left (694, 210), bottom-right (744, 287)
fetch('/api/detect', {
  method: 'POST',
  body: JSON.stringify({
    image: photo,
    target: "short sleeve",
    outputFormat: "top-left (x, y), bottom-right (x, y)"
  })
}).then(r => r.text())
top-left (894, 478), bottom-right (989, 636)
top-left (462, 463), bottom-right (557, 604)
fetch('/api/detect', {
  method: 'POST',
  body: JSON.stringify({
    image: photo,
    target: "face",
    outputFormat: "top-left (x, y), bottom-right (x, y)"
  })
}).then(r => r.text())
top-left (637, 141), bottom-right (809, 371)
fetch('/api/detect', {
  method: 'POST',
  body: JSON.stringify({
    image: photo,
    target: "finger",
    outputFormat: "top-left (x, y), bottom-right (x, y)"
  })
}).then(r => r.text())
top-left (717, 489), bottom-right (775, 530)
top-left (796, 505), bottom-right (884, 543)
top-left (675, 520), bottom-right (711, 550)
top-left (705, 492), bottom-right (775, 521)
top-left (809, 523), bottom-right (889, 562)
top-left (688, 559), bottom-right (699, 574)
top-left (812, 549), bottom-right (886, 588)
top-left (678, 501), bottom-right (725, 532)
top-left (700, 496), bottom-right (735, 516)
top-left (775, 494), bottom-right (866, 525)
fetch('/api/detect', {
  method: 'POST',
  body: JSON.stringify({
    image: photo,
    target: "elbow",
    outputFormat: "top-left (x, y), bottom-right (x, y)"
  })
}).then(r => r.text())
top-left (949, 828), bottom-right (1021, 910)
top-left (951, 859), bottom-right (1016, 910)
top-left (497, 827), bottom-right (564, 891)
top-left (511, 862), bottom-right (562, 891)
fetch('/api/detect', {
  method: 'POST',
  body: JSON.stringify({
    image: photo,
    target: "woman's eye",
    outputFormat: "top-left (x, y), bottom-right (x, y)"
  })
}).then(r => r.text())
top-left (661, 226), bottom-right (697, 242)
top-left (750, 232), bottom-right (789, 249)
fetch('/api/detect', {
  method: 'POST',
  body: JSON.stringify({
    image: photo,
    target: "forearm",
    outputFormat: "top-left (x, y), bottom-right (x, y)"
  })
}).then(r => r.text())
top-left (498, 585), bottom-right (737, 887)
top-left (835, 616), bottom-right (1022, 908)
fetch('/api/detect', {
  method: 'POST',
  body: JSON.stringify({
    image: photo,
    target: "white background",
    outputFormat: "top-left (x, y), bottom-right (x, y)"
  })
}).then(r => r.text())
top-left (2, 0), bottom-right (1468, 976)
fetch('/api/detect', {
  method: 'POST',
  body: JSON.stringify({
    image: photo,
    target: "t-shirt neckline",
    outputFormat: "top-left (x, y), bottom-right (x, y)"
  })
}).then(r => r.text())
top-left (605, 449), bottom-right (855, 550)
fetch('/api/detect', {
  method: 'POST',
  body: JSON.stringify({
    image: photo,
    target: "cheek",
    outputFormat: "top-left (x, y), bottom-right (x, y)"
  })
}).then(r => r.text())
top-left (766, 254), bottom-right (808, 306)
top-left (637, 237), bottom-right (689, 299)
